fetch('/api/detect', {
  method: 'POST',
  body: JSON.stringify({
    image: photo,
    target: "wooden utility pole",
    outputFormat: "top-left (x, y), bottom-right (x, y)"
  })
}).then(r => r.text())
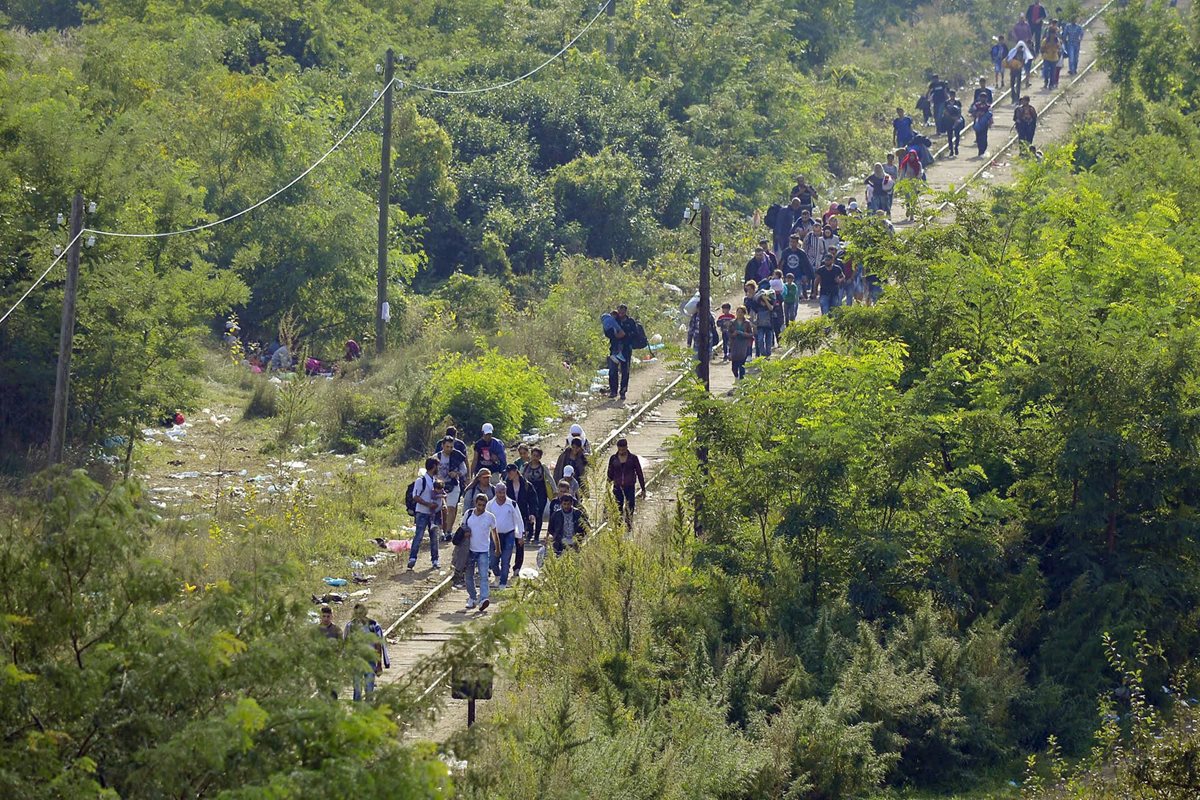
top-left (376, 48), bottom-right (395, 356)
top-left (49, 191), bottom-right (84, 465)
top-left (695, 203), bottom-right (711, 537)
top-left (606, 0), bottom-right (615, 55)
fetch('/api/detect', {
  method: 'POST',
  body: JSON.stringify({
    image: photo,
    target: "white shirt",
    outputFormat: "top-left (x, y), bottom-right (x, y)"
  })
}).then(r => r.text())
top-left (413, 474), bottom-right (437, 510)
top-left (487, 497), bottom-right (526, 539)
top-left (465, 510), bottom-right (497, 553)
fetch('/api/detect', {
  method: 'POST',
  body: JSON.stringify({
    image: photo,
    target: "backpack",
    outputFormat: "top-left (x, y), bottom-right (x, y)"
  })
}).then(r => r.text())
top-left (764, 204), bottom-right (781, 228)
top-left (404, 475), bottom-right (428, 517)
top-left (628, 321), bottom-right (649, 350)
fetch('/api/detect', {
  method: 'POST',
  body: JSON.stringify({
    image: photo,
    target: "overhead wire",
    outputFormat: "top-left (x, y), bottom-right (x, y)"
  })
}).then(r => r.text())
top-left (397, 0), bottom-right (612, 95)
top-left (2, 1), bottom-right (615, 321)
top-left (0, 229), bottom-right (86, 325)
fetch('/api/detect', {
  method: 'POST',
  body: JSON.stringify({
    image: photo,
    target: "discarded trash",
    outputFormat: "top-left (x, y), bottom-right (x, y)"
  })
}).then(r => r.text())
top-left (323, 577), bottom-right (348, 587)
top-left (650, 333), bottom-right (663, 345)
top-left (167, 471), bottom-right (201, 479)
top-left (648, 343), bottom-right (665, 351)
top-left (349, 588), bottom-right (372, 599)
top-left (663, 282), bottom-right (683, 295)
top-left (384, 540), bottom-right (411, 553)
top-left (282, 460), bottom-right (308, 469)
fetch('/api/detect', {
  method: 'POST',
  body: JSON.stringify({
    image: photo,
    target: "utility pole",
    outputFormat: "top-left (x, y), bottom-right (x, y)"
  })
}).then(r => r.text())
top-left (695, 203), bottom-right (711, 537)
top-left (606, 0), bottom-right (615, 55)
top-left (376, 47), bottom-right (395, 356)
top-left (49, 191), bottom-right (84, 466)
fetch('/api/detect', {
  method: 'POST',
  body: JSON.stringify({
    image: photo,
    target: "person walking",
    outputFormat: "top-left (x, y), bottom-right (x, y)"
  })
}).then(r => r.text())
top-left (780, 233), bottom-right (813, 299)
top-left (744, 244), bottom-right (774, 285)
top-left (926, 74), bottom-right (951, 134)
top-left (433, 436), bottom-right (468, 535)
top-left (486, 484), bottom-right (524, 590)
top-left (815, 253), bottom-right (844, 317)
top-left (943, 92), bottom-right (965, 156)
top-left (343, 603), bottom-right (389, 701)
top-left (407, 457), bottom-right (443, 571)
top-left (882, 154), bottom-right (899, 216)
top-left (745, 282), bottom-right (775, 358)
top-left (892, 107), bottom-right (915, 149)
top-left (1041, 32), bottom-right (1061, 88)
top-left (1007, 41), bottom-right (1034, 103)
top-left (548, 493), bottom-right (587, 555)
top-left (463, 493), bottom-right (499, 611)
top-left (607, 438), bottom-right (647, 529)
top-left (504, 463), bottom-right (537, 577)
top-left (317, 605), bottom-right (342, 641)
top-left (729, 306), bottom-right (755, 381)
top-left (563, 423), bottom-right (592, 455)
top-left (992, 35), bottom-right (1009, 89)
top-left (781, 273), bottom-right (800, 324)
top-left (1062, 16), bottom-right (1084, 75)
top-left (521, 447), bottom-right (553, 544)
top-left (471, 423), bottom-right (507, 476)
top-left (1026, 0), bottom-right (1048, 53)
top-left (790, 177), bottom-right (819, 215)
top-left (604, 304), bottom-right (640, 401)
top-left (554, 437), bottom-right (589, 487)
top-left (716, 303), bottom-right (735, 359)
top-left (772, 197), bottom-right (802, 257)
top-left (1013, 96), bottom-right (1039, 150)
top-left (971, 100), bottom-right (994, 157)
top-left (865, 163), bottom-right (889, 211)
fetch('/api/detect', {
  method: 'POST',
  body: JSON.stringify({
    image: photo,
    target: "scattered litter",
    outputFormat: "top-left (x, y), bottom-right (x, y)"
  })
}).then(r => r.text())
top-left (649, 343), bottom-right (665, 352)
top-left (650, 333), bottom-right (663, 345)
top-left (323, 577), bottom-right (348, 587)
top-left (663, 283), bottom-right (683, 295)
top-left (981, 171), bottom-right (994, 179)
top-left (282, 460), bottom-right (308, 469)
top-left (167, 471), bottom-right (201, 479)
top-left (269, 376), bottom-right (283, 384)
top-left (384, 539), bottom-right (412, 554)
top-left (349, 588), bottom-right (371, 599)
top-left (349, 560), bottom-right (365, 569)
top-left (141, 428), bottom-right (161, 438)
top-left (197, 453), bottom-right (207, 461)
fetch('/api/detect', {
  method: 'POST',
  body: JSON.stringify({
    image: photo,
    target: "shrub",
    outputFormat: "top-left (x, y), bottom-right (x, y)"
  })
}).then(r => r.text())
top-left (243, 378), bottom-right (278, 419)
top-left (426, 348), bottom-right (554, 442)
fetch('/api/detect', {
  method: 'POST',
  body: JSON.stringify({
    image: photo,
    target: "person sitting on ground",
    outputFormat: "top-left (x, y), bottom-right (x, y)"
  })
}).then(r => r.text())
top-left (472, 423), bottom-right (506, 476)
top-left (268, 343), bottom-right (292, 372)
top-left (548, 493), bottom-right (587, 555)
top-left (344, 339), bottom-right (361, 361)
top-left (554, 439), bottom-right (588, 488)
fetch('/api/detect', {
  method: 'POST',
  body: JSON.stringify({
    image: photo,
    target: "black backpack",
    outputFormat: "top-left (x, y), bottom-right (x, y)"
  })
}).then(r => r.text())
top-left (404, 475), bottom-right (428, 516)
top-left (764, 204), bottom-right (781, 228)
top-left (628, 321), bottom-right (649, 350)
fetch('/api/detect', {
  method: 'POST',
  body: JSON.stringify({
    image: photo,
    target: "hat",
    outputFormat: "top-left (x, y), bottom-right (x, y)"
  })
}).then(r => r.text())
top-left (569, 424), bottom-right (583, 436)
top-left (563, 465), bottom-right (575, 477)
top-left (481, 423), bottom-right (494, 434)
top-left (506, 463), bottom-right (519, 472)
top-left (848, 201), bottom-right (859, 211)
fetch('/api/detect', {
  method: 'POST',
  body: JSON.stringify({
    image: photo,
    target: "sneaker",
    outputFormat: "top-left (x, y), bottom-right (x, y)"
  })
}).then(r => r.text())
top-left (465, 600), bottom-right (476, 610)
top-left (611, 351), bottom-right (626, 364)
top-left (480, 598), bottom-right (490, 611)
top-left (431, 562), bottom-right (440, 570)
top-left (407, 561), bottom-right (415, 571)
top-left (619, 393), bottom-right (626, 401)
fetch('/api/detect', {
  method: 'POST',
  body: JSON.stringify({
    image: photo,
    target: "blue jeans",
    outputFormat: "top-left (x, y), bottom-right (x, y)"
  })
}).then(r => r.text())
top-left (467, 550), bottom-right (490, 604)
top-left (491, 530), bottom-right (515, 586)
top-left (819, 294), bottom-right (840, 316)
top-left (352, 671), bottom-right (376, 701)
top-left (785, 301), bottom-right (798, 323)
top-left (1042, 59), bottom-right (1056, 85)
top-left (755, 326), bottom-right (773, 358)
top-left (1067, 42), bottom-right (1080, 73)
top-left (408, 512), bottom-right (438, 567)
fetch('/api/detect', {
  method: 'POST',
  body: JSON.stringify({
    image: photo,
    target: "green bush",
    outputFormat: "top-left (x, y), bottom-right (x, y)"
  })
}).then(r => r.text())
top-left (427, 348), bottom-right (554, 442)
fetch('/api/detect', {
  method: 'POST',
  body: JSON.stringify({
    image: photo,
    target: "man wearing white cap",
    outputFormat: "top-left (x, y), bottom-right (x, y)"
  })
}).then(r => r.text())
top-left (563, 423), bottom-right (591, 455)
top-left (472, 423), bottom-right (507, 476)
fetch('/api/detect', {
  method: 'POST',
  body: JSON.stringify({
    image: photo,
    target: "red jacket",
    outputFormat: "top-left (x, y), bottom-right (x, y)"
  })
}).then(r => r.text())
top-left (607, 453), bottom-right (646, 490)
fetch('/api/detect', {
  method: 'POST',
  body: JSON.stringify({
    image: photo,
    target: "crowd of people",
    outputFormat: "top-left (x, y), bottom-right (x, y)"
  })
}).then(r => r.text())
top-left (407, 418), bottom-right (647, 612)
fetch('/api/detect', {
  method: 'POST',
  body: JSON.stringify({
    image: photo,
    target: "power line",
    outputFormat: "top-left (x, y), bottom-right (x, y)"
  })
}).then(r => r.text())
top-left (0, 229), bottom-right (86, 326)
top-left (398, 0), bottom-right (612, 95)
top-left (84, 79), bottom-right (399, 240)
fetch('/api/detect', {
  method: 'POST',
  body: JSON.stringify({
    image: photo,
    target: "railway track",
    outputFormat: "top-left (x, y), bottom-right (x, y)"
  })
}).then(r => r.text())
top-left (378, 2), bottom-right (1119, 724)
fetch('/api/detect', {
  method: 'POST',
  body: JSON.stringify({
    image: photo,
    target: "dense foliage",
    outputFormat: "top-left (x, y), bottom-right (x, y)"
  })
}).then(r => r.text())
top-left (454, 5), bottom-right (1200, 797)
top-left (0, 0), bottom-right (1022, 458)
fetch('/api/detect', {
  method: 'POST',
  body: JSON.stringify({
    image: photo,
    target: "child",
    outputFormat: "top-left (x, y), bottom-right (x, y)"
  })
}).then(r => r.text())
top-left (716, 303), bottom-right (735, 360)
top-left (769, 269), bottom-right (785, 298)
top-left (782, 273), bottom-right (800, 324)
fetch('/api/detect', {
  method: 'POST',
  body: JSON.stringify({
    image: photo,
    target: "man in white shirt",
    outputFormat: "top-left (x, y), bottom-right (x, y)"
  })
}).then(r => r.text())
top-left (408, 457), bottom-right (443, 571)
top-left (486, 484), bottom-right (525, 589)
top-left (464, 493), bottom-right (499, 611)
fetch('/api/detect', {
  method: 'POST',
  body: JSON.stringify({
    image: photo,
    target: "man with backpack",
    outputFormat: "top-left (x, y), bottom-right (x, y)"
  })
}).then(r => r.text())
top-left (407, 457), bottom-right (443, 571)
top-left (770, 197), bottom-right (803, 257)
top-left (604, 304), bottom-right (643, 402)
top-left (1013, 97), bottom-right (1039, 150)
top-left (471, 423), bottom-right (506, 476)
